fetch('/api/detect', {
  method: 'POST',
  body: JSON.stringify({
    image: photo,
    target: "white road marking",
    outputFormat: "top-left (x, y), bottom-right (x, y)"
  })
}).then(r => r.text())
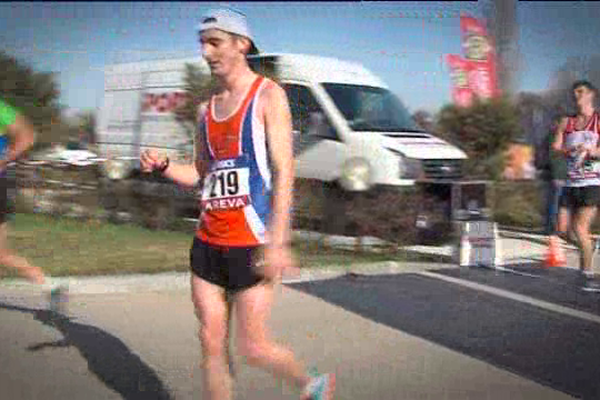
top-left (418, 270), bottom-right (600, 325)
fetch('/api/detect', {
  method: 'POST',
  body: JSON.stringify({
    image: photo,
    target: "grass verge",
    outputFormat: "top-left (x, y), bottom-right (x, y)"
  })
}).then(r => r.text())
top-left (1, 213), bottom-right (445, 278)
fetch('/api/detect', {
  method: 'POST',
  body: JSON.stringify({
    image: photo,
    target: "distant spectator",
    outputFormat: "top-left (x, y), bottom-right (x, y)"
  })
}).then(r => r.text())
top-left (537, 118), bottom-right (567, 235)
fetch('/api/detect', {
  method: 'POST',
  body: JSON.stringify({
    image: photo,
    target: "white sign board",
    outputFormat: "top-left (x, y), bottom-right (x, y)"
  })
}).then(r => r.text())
top-left (457, 220), bottom-right (501, 267)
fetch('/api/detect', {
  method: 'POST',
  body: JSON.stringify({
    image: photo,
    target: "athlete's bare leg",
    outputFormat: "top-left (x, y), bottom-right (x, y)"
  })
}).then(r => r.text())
top-left (555, 207), bottom-right (574, 243)
top-left (224, 290), bottom-right (235, 377)
top-left (234, 282), bottom-right (311, 391)
top-left (573, 206), bottom-right (597, 273)
top-left (191, 275), bottom-right (233, 400)
top-left (0, 222), bottom-right (44, 284)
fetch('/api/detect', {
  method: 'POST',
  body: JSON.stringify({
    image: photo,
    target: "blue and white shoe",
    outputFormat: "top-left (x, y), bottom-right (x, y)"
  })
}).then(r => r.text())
top-left (583, 277), bottom-right (600, 293)
top-left (301, 370), bottom-right (336, 400)
top-left (49, 285), bottom-right (69, 315)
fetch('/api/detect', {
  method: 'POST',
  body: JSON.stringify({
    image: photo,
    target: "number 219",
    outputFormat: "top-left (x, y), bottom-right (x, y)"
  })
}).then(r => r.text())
top-left (208, 171), bottom-right (239, 198)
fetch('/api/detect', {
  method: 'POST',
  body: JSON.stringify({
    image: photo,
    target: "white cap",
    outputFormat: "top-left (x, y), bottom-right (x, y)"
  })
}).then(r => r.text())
top-left (197, 8), bottom-right (259, 54)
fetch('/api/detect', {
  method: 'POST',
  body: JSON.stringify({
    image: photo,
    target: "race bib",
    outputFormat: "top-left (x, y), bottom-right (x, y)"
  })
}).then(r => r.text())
top-left (567, 158), bottom-right (600, 180)
top-left (565, 129), bottom-right (600, 181)
top-left (201, 168), bottom-right (251, 210)
top-left (588, 160), bottom-right (600, 176)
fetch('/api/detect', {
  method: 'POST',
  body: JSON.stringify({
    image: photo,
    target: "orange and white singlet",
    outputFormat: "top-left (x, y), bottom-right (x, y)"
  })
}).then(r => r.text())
top-left (563, 111), bottom-right (600, 187)
top-left (196, 75), bottom-right (272, 247)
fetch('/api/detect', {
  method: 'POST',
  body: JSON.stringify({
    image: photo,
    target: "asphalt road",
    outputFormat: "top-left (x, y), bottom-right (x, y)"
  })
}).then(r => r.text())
top-left (1, 262), bottom-right (594, 399)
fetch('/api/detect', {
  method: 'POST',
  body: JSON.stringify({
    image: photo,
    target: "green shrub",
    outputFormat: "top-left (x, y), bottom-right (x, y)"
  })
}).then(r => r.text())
top-left (491, 181), bottom-right (543, 230)
top-left (437, 96), bottom-right (521, 180)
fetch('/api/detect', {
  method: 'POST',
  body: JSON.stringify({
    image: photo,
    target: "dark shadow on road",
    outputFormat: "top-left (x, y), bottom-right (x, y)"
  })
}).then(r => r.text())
top-left (288, 272), bottom-right (600, 400)
top-left (0, 302), bottom-right (173, 400)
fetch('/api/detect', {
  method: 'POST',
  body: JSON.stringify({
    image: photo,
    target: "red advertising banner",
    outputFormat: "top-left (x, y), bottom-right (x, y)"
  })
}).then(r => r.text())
top-left (446, 14), bottom-right (500, 107)
top-left (446, 54), bottom-right (474, 108)
top-left (142, 92), bottom-right (188, 114)
top-left (460, 16), bottom-right (489, 52)
top-left (466, 62), bottom-right (495, 99)
top-left (460, 14), bottom-right (499, 99)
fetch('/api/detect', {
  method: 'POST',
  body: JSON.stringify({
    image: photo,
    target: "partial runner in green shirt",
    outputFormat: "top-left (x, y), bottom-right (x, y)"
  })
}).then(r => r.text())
top-left (0, 98), bottom-right (67, 310)
top-left (0, 99), bottom-right (18, 160)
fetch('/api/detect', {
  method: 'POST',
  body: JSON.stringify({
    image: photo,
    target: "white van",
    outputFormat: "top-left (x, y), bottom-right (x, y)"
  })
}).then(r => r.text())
top-left (248, 53), bottom-right (466, 189)
top-left (97, 53), bottom-right (469, 236)
top-left (247, 53), bottom-right (468, 234)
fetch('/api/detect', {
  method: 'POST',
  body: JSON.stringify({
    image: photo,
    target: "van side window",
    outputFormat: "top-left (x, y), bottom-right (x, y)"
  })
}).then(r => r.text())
top-left (283, 84), bottom-right (336, 139)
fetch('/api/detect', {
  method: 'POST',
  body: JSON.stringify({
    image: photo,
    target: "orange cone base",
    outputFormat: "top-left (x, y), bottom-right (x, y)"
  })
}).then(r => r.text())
top-left (545, 240), bottom-right (566, 268)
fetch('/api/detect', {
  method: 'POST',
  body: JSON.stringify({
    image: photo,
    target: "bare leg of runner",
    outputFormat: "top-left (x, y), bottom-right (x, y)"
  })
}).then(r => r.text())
top-left (225, 291), bottom-right (236, 378)
top-left (192, 275), bottom-right (233, 400)
top-left (553, 207), bottom-right (570, 264)
top-left (573, 206), bottom-right (597, 273)
top-left (235, 282), bottom-right (311, 391)
top-left (0, 222), bottom-right (44, 284)
top-left (556, 207), bottom-right (575, 245)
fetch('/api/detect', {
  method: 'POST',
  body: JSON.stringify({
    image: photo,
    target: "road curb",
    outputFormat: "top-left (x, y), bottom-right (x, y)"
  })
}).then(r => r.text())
top-left (0, 261), bottom-right (455, 295)
top-left (500, 230), bottom-right (580, 251)
top-left (0, 232), bottom-right (557, 295)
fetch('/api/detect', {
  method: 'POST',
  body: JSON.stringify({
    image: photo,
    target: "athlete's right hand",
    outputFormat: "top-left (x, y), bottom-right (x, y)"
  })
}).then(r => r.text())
top-left (140, 149), bottom-right (165, 173)
top-left (259, 244), bottom-right (300, 282)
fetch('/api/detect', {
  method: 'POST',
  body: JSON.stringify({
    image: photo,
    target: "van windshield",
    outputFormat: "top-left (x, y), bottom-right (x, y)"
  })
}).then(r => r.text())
top-left (322, 83), bottom-right (422, 132)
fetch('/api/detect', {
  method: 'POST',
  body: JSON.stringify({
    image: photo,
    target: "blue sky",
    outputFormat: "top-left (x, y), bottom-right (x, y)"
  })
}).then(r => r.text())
top-left (1, 1), bottom-right (599, 115)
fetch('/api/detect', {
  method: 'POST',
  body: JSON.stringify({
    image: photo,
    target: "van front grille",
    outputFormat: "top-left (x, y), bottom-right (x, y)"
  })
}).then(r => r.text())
top-left (422, 159), bottom-right (463, 180)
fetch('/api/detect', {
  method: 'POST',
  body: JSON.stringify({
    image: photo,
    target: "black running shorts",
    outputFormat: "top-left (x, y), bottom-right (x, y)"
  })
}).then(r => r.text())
top-left (190, 237), bottom-right (266, 293)
top-left (559, 185), bottom-right (600, 210)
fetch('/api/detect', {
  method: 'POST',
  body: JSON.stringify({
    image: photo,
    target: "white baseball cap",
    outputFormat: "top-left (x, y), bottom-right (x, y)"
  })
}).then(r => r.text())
top-left (197, 8), bottom-right (259, 55)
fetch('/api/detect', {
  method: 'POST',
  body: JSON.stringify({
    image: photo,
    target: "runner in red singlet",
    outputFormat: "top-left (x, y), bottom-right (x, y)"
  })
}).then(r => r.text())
top-left (553, 80), bottom-right (600, 292)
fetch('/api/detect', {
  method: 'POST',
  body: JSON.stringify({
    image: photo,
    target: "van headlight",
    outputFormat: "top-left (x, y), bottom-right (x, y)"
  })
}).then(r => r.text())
top-left (339, 157), bottom-right (372, 191)
top-left (102, 158), bottom-right (132, 180)
top-left (388, 148), bottom-right (423, 180)
top-left (400, 157), bottom-right (424, 180)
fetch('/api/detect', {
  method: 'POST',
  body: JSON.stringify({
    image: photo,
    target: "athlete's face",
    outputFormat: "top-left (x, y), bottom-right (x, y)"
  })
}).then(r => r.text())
top-left (573, 86), bottom-right (596, 109)
top-left (199, 29), bottom-right (247, 77)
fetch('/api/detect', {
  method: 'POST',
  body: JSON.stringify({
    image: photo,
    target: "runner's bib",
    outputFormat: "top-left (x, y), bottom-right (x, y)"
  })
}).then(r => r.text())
top-left (201, 167), bottom-right (250, 210)
top-left (566, 155), bottom-right (600, 180)
top-left (564, 129), bottom-right (600, 185)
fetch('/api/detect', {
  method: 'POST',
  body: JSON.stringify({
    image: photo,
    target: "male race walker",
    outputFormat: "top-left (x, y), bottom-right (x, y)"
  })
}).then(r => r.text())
top-left (141, 8), bottom-right (336, 400)
top-left (553, 80), bottom-right (600, 292)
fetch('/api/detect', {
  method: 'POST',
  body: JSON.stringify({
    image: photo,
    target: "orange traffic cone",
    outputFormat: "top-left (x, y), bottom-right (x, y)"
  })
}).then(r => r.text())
top-left (545, 235), bottom-right (566, 268)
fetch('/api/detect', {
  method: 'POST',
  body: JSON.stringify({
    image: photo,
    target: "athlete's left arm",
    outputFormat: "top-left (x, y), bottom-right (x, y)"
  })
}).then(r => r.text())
top-left (590, 126), bottom-right (600, 159)
top-left (1, 114), bottom-right (36, 170)
top-left (262, 82), bottom-right (294, 247)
